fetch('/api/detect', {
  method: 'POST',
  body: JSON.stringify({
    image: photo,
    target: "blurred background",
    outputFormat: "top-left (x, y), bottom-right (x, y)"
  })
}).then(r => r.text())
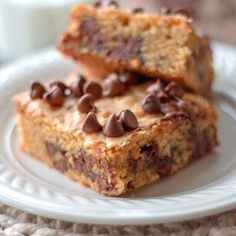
top-left (0, 0), bottom-right (236, 65)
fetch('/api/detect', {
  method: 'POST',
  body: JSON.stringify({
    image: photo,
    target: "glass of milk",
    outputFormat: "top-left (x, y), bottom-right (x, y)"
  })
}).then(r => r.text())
top-left (0, 0), bottom-right (93, 63)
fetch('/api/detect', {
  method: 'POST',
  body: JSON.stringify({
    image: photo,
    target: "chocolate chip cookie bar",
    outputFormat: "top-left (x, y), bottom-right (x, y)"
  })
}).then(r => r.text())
top-left (14, 73), bottom-right (218, 196)
top-left (58, 4), bottom-right (213, 95)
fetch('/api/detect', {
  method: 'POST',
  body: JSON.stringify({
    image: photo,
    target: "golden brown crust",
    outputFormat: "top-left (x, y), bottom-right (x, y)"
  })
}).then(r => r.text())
top-left (13, 74), bottom-right (217, 148)
top-left (58, 5), bottom-right (213, 96)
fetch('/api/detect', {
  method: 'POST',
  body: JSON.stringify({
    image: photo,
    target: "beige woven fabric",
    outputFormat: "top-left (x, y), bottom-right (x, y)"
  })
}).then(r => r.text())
top-left (0, 204), bottom-right (235, 236)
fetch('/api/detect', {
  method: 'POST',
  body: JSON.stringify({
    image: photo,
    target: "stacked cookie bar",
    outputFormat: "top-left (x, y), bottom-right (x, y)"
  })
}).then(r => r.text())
top-left (14, 2), bottom-right (218, 196)
top-left (58, 4), bottom-right (213, 95)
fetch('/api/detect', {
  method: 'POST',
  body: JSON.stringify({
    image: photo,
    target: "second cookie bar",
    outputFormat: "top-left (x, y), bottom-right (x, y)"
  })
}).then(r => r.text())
top-left (58, 4), bottom-right (213, 96)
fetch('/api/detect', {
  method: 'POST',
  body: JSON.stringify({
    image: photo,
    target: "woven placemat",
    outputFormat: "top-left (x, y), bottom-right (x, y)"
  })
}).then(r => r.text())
top-left (0, 204), bottom-right (235, 236)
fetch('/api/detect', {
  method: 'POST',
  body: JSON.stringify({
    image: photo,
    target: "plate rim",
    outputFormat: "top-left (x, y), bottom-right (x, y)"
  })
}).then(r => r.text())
top-left (0, 42), bottom-right (236, 225)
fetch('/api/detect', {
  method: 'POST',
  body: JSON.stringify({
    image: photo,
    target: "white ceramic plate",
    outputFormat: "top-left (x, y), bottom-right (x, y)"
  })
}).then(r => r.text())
top-left (0, 42), bottom-right (236, 225)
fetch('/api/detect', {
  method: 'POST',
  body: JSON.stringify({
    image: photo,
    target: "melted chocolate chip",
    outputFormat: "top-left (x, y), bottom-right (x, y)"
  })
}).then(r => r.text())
top-left (118, 110), bottom-right (138, 131)
top-left (141, 145), bottom-right (171, 176)
top-left (132, 8), bottom-right (144, 14)
top-left (110, 36), bottom-right (143, 62)
top-left (103, 73), bottom-right (126, 97)
top-left (78, 94), bottom-right (95, 113)
top-left (103, 114), bottom-right (124, 137)
top-left (141, 94), bottom-right (161, 114)
top-left (142, 145), bottom-right (159, 167)
top-left (119, 71), bottom-right (141, 86)
top-left (165, 82), bottom-right (184, 99)
top-left (83, 81), bottom-right (102, 100)
top-left (70, 75), bottom-right (86, 97)
top-left (82, 112), bottom-right (102, 134)
top-left (30, 82), bottom-right (46, 99)
top-left (73, 150), bottom-right (109, 186)
top-left (43, 87), bottom-right (65, 107)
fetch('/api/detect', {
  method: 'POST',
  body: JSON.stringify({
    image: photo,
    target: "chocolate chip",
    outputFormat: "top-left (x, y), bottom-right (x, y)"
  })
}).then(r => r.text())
top-left (160, 7), bottom-right (172, 14)
top-left (118, 110), bottom-right (138, 131)
top-left (78, 94), bottom-right (95, 113)
top-left (141, 94), bottom-right (161, 114)
top-left (103, 73), bottom-right (126, 97)
top-left (93, 0), bottom-right (102, 7)
top-left (83, 81), bottom-right (102, 100)
top-left (70, 75), bottom-right (86, 97)
top-left (94, 0), bottom-right (118, 8)
top-left (82, 112), bottom-right (102, 134)
top-left (50, 81), bottom-right (67, 93)
top-left (132, 8), bottom-right (144, 14)
top-left (103, 114), bottom-right (124, 137)
top-left (161, 111), bottom-right (189, 121)
top-left (119, 71), bottom-right (141, 86)
top-left (107, 0), bottom-right (119, 7)
top-left (146, 79), bottom-right (164, 94)
top-left (30, 82), bottom-right (46, 99)
top-left (43, 87), bottom-right (65, 107)
top-left (165, 82), bottom-right (184, 99)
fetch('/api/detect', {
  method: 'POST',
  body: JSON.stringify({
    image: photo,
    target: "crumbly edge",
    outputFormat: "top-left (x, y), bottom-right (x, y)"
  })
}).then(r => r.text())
top-left (58, 5), bottom-right (213, 95)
